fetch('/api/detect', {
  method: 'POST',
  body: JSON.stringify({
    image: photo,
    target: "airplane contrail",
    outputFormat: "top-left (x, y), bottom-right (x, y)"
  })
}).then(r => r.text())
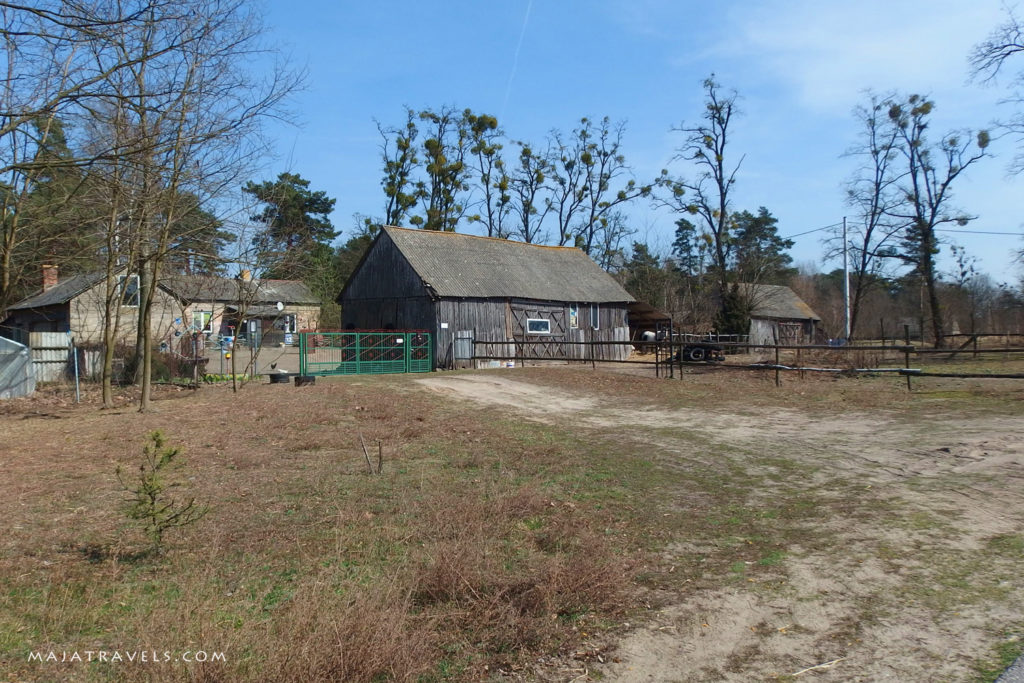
top-left (501, 0), bottom-right (533, 122)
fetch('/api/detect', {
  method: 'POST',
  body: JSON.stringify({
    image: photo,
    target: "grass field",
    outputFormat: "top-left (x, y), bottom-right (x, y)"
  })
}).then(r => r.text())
top-left (1, 358), bottom-right (1023, 681)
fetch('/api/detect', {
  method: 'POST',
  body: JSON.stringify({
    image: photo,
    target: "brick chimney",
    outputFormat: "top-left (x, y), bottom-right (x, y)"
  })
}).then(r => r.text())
top-left (41, 264), bottom-right (58, 292)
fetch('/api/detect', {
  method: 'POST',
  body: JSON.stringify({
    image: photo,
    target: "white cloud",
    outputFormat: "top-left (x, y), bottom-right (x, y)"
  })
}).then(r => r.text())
top-left (719, 0), bottom-right (1008, 119)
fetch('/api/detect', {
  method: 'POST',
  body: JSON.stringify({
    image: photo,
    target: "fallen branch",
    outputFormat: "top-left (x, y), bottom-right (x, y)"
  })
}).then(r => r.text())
top-left (791, 657), bottom-right (847, 677)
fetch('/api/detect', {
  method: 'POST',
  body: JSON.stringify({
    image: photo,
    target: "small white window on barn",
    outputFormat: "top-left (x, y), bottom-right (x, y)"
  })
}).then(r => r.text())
top-left (569, 304), bottom-right (579, 329)
top-left (526, 318), bottom-right (551, 334)
top-left (590, 304), bottom-right (599, 330)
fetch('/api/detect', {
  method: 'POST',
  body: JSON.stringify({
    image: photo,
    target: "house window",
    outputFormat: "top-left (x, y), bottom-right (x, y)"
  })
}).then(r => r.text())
top-left (275, 314), bottom-right (296, 333)
top-left (193, 311), bottom-right (213, 333)
top-left (569, 304), bottom-right (579, 329)
top-left (590, 304), bottom-right (599, 330)
top-left (118, 274), bottom-right (140, 307)
top-left (526, 318), bottom-right (551, 334)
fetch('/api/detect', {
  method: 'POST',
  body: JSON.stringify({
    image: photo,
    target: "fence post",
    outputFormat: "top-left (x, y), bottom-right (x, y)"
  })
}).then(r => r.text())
top-left (678, 340), bottom-right (683, 380)
top-left (69, 333), bottom-right (80, 404)
top-left (904, 324), bottom-right (912, 392)
top-left (192, 332), bottom-right (200, 389)
top-left (774, 329), bottom-right (781, 387)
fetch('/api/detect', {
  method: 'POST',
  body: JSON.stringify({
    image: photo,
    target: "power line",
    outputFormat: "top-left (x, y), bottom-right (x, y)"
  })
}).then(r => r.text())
top-left (783, 222), bottom-right (843, 239)
top-left (936, 229), bottom-right (1023, 235)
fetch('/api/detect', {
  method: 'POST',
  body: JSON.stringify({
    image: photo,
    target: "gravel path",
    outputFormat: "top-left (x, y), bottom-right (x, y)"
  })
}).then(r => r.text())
top-left (999, 655), bottom-right (1024, 683)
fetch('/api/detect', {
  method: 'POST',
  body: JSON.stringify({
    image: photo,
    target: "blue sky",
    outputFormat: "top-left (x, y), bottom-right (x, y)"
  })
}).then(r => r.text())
top-left (258, 0), bottom-right (1022, 283)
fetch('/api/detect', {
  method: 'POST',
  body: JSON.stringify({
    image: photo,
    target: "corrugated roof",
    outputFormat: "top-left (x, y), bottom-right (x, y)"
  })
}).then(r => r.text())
top-left (6, 271), bottom-right (107, 310)
top-left (8, 272), bottom-right (318, 310)
top-left (382, 227), bottom-right (635, 303)
top-left (160, 275), bottom-right (318, 305)
top-left (743, 284), bottom-right (821, 321)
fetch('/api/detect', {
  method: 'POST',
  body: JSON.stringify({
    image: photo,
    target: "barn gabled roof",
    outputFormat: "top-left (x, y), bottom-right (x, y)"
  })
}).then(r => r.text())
top-left (369, 226), bottom-right (635, 303)
top-left (743, 284), bottom-right (821, 321)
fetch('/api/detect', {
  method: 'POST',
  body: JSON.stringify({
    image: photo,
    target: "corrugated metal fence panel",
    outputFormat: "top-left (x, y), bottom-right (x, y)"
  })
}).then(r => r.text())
top-left (0, 336), bottom-right (35, 398)
top-left (29, 331), bottom-right (70, 382)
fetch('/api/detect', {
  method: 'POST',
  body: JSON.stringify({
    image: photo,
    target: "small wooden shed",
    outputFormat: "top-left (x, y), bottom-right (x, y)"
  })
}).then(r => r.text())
top-left (744, 284), bottom-right (823, 346)
top-left (338, 227), bottom-right (635, 368)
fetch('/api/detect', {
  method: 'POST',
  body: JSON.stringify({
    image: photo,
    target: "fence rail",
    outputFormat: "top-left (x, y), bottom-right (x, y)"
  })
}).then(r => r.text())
top-left (470, 337), bottom-right (1024, 386)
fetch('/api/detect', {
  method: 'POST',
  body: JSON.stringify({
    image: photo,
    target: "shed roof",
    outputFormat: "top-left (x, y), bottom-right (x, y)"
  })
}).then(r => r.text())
top-left (6, 271), bottom-right (107, 310)
top-left (377, 226), bottom-right (635, 303)
top-left (160, 275), bottom-right (318, 305)
top-left (627, 301), bottom-right (672, 326)
top-left (744, 284), bottom-right (821, 321)
top-left (7, 272), bottom-right (318, 311)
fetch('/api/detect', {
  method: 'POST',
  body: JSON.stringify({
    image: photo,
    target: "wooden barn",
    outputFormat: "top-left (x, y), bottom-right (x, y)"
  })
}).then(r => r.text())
top-left (338, 227), bottom-right (635, 368)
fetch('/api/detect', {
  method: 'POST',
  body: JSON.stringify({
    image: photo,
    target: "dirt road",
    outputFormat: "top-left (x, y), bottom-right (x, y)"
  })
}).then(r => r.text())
top-left (419, 372), bottom-right (1024, 681)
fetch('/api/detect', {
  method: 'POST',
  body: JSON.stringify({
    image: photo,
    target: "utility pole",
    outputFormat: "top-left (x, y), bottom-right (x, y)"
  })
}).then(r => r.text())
top-left (842, 216), bottom-right (851, 341)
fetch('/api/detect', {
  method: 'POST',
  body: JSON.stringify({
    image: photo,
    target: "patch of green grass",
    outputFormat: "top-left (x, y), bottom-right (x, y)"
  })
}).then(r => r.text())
top-left (973, 632), bottom-right (1024, 682)
top-left (759, 550), bottom-right (786, 566)
top-left (987, 533), bottom-right (1024, 558)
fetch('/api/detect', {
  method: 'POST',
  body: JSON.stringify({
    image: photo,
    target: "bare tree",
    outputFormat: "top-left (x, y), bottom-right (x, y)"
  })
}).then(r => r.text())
top-left (971, 5), bottom-right (1024, 173)
top-left (547, 117), bottom-right (649, 255)
top-left (886, 95), bottom-right (989, 348)
top-left (507, 141), bottom-right (551, 244)
top-left (465, 112), bottom-right (511, 238)
top-left (374, 108), bottom-right (420, 228)
top-left (85, 0), bottom-right (299, 410)
top-left (657, 77), bottom-right (749, 334)
top-left (415, 106), bottom-right (472, 231)
top-left (0, 1), bottom-right (219, 311)
top-left (838, 92), bottom-right (907, 338)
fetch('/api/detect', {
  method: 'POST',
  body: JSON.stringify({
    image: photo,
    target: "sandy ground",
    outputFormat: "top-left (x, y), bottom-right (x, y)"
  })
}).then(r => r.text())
top-left (417, 373), bottom-right (1024, 682)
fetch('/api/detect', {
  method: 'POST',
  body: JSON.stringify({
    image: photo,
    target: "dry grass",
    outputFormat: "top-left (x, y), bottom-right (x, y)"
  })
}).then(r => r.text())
top-left (2, 360), bottom-right (1023, 681)
top-left (0, 380), bottom-right (642, 682)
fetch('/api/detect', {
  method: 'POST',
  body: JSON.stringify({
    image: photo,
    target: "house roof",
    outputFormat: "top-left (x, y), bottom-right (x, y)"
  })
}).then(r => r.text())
top-left (6, 271), bottom-right (108, 310)
top-left (744, 284), bottom-right (821, 321)
top-left (160, 275), bottom-right (318, 305)
top-left (7, 271), bottom-right (318, 311)
top-left (374, 226), bottom-right (635, 303)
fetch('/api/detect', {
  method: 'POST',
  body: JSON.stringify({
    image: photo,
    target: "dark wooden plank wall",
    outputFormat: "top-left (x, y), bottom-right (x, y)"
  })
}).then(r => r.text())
top-left (341, 232), bottom-right (427, 301)
top-left (341, 297), bottom-right (435, 333)
top-left (466, 298), bottom-right (631, 363)
top-left (434, 298), bottom-right (510, 367)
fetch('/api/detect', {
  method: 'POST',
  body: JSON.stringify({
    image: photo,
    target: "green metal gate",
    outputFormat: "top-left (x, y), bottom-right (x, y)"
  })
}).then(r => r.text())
top-left (299, 331), bottom-right (433, 376)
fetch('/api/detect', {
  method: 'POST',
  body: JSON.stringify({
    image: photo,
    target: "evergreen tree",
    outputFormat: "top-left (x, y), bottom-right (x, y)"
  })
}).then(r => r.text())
top-left (243, 172), bottom-right (338, 280)
top-left (730, 207), bottom-right (795, 283)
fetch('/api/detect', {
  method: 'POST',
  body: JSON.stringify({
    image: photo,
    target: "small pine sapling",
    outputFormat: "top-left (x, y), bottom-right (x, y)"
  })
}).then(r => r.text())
top-left (117, 430), bottom-right (208, 552)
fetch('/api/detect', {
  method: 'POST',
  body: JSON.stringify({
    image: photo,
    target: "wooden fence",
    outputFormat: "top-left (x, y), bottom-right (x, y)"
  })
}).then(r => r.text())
top-left (471, 337), bottom-right (1024, 387)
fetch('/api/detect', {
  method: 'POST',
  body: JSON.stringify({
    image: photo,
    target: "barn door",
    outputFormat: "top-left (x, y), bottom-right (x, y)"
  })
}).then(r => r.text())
top-left (454, 330), bottom-right (474, 369)
top-left (510, 307), bottom-right (566, 359)
top-left (778, 322), bottom-right (803, 345)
